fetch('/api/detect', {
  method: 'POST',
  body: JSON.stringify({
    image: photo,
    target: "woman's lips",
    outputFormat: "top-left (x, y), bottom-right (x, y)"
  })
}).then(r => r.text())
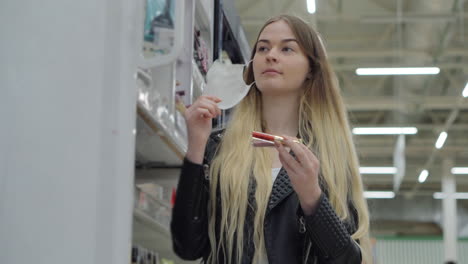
top-left (262, 69), bottom-right (281, 75)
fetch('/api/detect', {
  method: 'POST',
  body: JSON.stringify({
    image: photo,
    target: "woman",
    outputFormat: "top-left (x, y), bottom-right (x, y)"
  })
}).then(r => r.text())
top-left (171, 15), bottom-right (371, 264)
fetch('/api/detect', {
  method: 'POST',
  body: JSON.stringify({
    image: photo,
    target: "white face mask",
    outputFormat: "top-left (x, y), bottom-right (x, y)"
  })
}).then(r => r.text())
top-left (203, 60), bottom-right (254, 110)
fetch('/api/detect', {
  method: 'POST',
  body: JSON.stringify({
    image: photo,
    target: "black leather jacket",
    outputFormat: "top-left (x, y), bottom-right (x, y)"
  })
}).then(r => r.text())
top-left (171, 130), bottom-right (362, 264)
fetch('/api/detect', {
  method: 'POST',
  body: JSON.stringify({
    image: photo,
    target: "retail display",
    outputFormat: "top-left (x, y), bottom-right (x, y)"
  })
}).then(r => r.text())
top-left (134, 186), bottom-right (171, 229)
top-left (193, 28), bottom-right (210, 75)
top-left (143, 0), bottom-right (175, 56)
top-left (133, 0), bottom-right (250, 263)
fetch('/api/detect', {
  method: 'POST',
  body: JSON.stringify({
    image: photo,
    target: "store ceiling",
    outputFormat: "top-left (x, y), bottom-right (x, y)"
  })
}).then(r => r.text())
top-left (234, 0), bottom-right (468, 197)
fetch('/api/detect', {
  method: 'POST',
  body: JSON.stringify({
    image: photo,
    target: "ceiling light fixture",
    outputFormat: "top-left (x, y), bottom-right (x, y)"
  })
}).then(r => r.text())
top-left (307, 0), bottom-right (316, 14)
top-left (463, 82), bottom-right (468, 98)
top-left (451, 167), bottom-right (468, 174)
top-left (435, 131), bottom-right (447, 149)
top-left (433, 192), bottom-right (468, 199)
top-left (356, 67), bottom-right (440, 76)
top-left (360, 167), bottom-right (397, 174)
top-left (352, 127), bottom-right (417, 135)
top-left (364, 191), bottom-right (395, 199)
top-left (418, 170), bottom-right (429, 183)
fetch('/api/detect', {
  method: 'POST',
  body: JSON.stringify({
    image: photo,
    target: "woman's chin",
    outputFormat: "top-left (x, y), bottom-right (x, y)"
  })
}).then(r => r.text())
top-left (257, 84), bottom-right (298, 96)
top-left (257, 82), bottom-right (283, 92)
top-left (261, 89), bottom-right (295, 97)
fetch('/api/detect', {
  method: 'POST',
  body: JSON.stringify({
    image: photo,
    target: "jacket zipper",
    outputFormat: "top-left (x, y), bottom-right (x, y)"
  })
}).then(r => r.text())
top-left (299, 216), bottom-right (313, 264)
top-left (299, 216), bottom-right (306, 234)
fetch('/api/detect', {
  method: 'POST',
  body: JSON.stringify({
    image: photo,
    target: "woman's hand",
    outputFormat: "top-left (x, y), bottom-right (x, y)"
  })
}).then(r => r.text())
top-left (184, 95), bottom-right (222, 164)
top-left (275, 136), bottom-right (322, 216)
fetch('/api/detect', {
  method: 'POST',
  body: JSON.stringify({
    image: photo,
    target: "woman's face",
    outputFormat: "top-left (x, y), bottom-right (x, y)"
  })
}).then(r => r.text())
top-left (253, 20), bottom-right (310, 96)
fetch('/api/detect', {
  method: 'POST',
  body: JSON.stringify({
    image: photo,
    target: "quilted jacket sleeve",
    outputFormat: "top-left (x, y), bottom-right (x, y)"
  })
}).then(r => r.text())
top-left (302, 193), bottom-right (362, 263)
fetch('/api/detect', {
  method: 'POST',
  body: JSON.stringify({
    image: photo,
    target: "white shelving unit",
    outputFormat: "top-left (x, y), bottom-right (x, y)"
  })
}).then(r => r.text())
top-left (132, 3), bottom-right (253, 261)
top-left (132, 0), bottom-right (208, 263)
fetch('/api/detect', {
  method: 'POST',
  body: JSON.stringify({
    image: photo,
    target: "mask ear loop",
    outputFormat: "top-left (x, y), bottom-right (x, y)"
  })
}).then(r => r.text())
top-left (242, 60), bottom-right (255, 86)
top-left (242, 60), bottom-right (253, 74)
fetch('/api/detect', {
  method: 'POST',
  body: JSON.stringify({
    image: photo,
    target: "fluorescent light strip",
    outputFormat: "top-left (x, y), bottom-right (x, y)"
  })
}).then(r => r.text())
top-left (452, 167), bottom-right (468, 174)
top-left (433, 192), bottom-right (468, 199)
top-left (356, 67), bottom-right (440, 75)
top-left (418, 170), bottom-right (429, 183)
top-left (360, 167), bottom-right (397, 174)
top-left (463, 82), bottom-right (468, 98)
top-left (353, 127), bottom-right (418, 135)
top-left (435, 131), bottom-right (447, 149)
top-left (307, 0), bottom-right (316, 14)
top-left (364, 191), bottom-right (395, 199)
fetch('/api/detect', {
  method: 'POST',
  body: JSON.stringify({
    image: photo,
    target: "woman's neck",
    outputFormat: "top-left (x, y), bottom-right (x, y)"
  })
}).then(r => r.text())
top-left (261, 93), bottom-right (300, 137)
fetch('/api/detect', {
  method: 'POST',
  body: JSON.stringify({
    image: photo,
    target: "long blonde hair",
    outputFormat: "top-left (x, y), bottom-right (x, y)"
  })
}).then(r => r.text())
top-left (207, 15), bottom-right (371, 264)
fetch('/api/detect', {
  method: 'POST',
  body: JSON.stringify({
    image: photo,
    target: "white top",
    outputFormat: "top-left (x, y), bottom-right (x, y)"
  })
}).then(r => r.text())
top-left (272, 167), bottom-right (281, 183)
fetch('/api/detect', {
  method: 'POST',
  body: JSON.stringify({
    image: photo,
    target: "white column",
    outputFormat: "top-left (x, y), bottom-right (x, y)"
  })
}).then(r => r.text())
top-left (0, 0), bottom-right (138, 263)
top-left (442, 158), bottom-right (457, 262)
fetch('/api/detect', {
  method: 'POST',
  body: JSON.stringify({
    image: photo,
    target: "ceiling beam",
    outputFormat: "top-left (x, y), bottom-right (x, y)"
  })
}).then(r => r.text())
top-left (333, 62), bottom-right (468, 71)
top-left (237, 0), bottom-right (266, 15)
top-left (346, 96), bottom-right (468, 111)
top-left (279, 0), bottom-right (299, 13)
top-left (240, 12), bottom-right (468, 26)
top-left (353, 123), bottom-right (468, 132)
top-left (328, 48), bottom-right (468, 59)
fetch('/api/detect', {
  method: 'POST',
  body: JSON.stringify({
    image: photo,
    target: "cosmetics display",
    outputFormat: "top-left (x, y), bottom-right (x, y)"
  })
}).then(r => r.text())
top-left (142, 0), bottom-right (175, 57)
top-left (133, 1), bottom-right (251, 263)
top-left (193, 28), bottom-right (210, 75)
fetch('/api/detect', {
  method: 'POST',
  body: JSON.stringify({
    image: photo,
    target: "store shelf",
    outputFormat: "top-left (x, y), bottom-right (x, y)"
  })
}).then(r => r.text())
top-left (133, 187), bottom-right (197, 264)
top-left (134, 207), bottom-right (169, 238)
top-left (135, 101), bottom-right (187, 166)
top-left (133, 209), bottom-right (197, 264)
top-left (133, 210), bottom-right (197, 264)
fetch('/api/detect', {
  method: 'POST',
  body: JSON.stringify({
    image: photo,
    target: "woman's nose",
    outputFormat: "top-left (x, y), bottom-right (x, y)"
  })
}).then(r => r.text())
top-left (265, 48), bottom-right (278, 62)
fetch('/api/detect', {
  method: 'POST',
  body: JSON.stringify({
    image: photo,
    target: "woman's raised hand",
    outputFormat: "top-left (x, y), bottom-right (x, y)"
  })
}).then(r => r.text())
top-left (184, 95), bottom-right (222, 164)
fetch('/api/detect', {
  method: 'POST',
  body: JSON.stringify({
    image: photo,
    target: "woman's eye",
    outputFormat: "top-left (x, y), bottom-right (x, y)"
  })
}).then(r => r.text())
top-left (257, 46), bottom-right (268, 52)
top-left (282, 47), bottom-right (293, 52)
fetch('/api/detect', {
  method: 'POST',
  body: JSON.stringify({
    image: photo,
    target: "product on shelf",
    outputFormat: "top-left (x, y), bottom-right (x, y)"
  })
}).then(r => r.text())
top-left (193, 28), bottom-right (210, 74)
top-left (134, 186), bottom-right (172, 230)
top-left (131, 245), bottom-right (160, 264)
top-left (143, 0), bottom-right (175, 56)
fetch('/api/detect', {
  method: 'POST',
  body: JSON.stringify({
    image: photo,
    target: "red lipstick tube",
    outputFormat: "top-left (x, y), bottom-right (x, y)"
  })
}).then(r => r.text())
top-left (251, 131), bottom-right (301, 147)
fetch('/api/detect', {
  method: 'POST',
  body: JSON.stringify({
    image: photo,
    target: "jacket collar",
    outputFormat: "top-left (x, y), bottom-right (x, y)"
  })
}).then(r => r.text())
top-left (266, 150), bottom-right (298, 213)
top-left (267, 167), bottom-right (294, 213)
